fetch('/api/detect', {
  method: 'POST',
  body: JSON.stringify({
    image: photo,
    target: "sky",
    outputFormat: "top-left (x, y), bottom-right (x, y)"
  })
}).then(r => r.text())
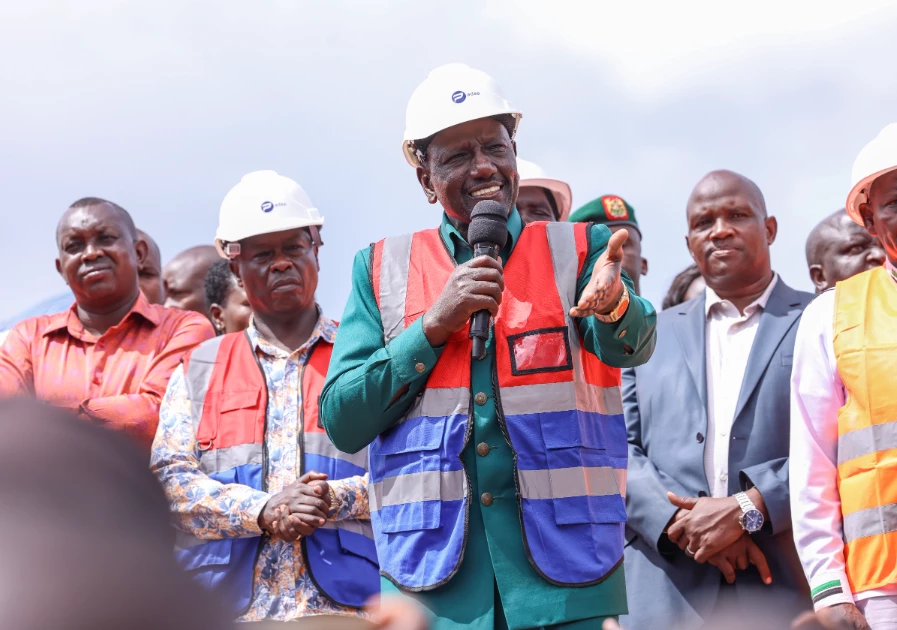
top-left (2, 0), bottom-right (896, 323)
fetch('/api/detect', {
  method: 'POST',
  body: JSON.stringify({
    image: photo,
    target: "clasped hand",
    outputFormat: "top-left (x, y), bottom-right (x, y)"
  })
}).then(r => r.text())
top-left (665, 492), bottom-right (771, 585)
top-left (257, 471), bottom-right (332, 542)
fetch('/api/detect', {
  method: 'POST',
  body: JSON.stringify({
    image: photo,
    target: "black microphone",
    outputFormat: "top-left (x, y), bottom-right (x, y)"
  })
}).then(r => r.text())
top-left (467, 200), bottom-right (509, 360)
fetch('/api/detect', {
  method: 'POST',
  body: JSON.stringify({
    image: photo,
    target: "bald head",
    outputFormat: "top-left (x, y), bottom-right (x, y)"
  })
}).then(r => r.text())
top-left (136, 229), bottom-right (164, 305)
top-left (687, 170), bottom-right (767, 218)
top-left (685, 169), bottom-right (776, 302)
top-left (163, 245), bottom-right (220, 316)
top-left (57, 197), bottom-right (136, 245)
top-left (805, 208), bottom-right (885, 293)
top-left (805, 209), bottom-right (848, 267)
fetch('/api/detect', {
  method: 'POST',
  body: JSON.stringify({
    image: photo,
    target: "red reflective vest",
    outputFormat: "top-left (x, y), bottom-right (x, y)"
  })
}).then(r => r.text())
top-left (367, 221), bottom-right (627, 591)
top-left (175, 330), bottom-right (379, 614)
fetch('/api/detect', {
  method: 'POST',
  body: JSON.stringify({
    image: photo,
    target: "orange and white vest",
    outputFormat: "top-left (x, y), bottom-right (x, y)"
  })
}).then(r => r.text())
top-left (834, 266), bottom-right (897, 593)
top-left (367, 221), bottom-right (627, 590)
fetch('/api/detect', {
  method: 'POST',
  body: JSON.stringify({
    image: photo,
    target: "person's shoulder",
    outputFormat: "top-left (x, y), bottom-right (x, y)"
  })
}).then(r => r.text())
top-left (772, 276), bottom-right (815, 309)
top-left (152, 305), bottom-right (214, 336)
top-left (802, 288), bottom-right (835, 321)
top-left (584, 221), bottom-right (612, 247)
top-left (8, 310), bottom-right (69, 339)
top-left (657, 293), bottom-right (703, 324)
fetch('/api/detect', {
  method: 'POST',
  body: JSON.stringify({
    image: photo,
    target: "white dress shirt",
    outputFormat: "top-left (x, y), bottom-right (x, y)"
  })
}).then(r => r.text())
top-left (790, 262), bottom-right (897, 611)
top-left (704, 274), bottom-right (779, 498)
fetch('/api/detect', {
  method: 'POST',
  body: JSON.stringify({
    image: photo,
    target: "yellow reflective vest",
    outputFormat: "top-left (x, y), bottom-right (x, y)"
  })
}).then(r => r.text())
top-left (834, 266), bottom-right (897, 593)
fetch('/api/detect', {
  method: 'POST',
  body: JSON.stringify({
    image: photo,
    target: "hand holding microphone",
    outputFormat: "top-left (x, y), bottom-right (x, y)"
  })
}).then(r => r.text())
top-left (421, 201), bottom-right (508, 353)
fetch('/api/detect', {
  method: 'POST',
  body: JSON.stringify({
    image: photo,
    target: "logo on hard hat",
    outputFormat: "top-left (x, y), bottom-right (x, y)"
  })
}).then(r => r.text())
top-left (261, 201), bottom-right (274, 213)
top-left (602, 196), bottom-right (629, 220)
top-left (452, 91), bottom-right (466, 103)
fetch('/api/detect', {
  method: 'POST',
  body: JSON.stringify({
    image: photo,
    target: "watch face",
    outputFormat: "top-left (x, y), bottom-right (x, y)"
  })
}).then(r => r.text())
top-left (743, 509), bottom-right (764, 532)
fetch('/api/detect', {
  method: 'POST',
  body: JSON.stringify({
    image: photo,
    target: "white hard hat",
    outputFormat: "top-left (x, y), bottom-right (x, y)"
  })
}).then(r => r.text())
top-left (847, 123), bottom-right (897, 225)
top-left (402, 63), bottom-right (522, 167)
top-left (215, 170), bottom-right (324, 258)
top-left (517, 158), bottom-right (574, 221)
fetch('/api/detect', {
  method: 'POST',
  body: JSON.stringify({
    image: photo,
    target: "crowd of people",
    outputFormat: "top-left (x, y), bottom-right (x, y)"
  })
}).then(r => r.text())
top-left (0, 62), bottom-right (894, 630)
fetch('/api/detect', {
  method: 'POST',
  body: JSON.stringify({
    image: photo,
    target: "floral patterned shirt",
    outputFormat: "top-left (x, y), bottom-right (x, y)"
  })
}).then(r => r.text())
top-left (150, 314), bottom-right (370, 622)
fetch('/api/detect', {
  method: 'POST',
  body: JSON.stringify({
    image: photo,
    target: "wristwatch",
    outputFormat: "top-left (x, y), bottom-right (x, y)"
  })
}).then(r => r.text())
top-left (735, 492), bottom-right (764, 533)
top-left (594, 286), bottom-right (630, 324)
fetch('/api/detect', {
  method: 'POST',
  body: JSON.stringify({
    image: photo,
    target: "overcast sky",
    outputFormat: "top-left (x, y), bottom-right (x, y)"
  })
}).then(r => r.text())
top-left (2, 1), bottom-right (896, 322)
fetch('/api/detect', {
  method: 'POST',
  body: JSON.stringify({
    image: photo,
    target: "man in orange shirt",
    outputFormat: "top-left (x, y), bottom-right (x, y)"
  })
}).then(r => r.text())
top-left (0, 197), bottom-right (214, 446)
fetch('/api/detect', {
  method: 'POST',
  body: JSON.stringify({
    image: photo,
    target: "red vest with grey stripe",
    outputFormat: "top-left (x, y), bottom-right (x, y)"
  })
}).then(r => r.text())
top-left (368, 221), bottom-right (627, 591)
top-left (175, 330), bottom-right (379, 614)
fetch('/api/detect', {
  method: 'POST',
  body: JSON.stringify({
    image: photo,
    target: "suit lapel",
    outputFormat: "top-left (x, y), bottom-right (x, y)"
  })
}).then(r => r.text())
top-left (671, 295), bottom-right (708, 412)
top-left (732, 280), bottom-right (803, 421)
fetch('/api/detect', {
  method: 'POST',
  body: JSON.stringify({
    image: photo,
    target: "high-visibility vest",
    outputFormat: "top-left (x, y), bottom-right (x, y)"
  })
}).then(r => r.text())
top-left (368, 221), bottom-right (627, 590)
top-left (834, 266), bottom-right (897, 594)
top-left (174, 330), bottom-right (380, 614)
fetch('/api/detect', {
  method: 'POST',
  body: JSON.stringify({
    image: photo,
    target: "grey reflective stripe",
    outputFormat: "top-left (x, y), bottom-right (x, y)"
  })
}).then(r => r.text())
top-left (838, 419), bottom-right (897, 465)
top-left (184, 335), bottom-right (225, 433)
top-left (545, 223), bottom-right (593, 402)
top-left (304, 432), bottom-right (368, 470)
top-left (614, 468), bottom-right (627, 499)
top-left (174, 531), bottom-right (207, 551)
top-left (379, 233), bottom-right (414, 344)
top-left (546, 222), bottom-right (626, 418)
top-left (518, 466), bottom-right (623, 500)
top-left (370, 469), bottom-right (467, 512)
top-left (199, 443), bottom-right (263, 475)
top-left (500, 381), bottom-right (623, 417)
top-left (320, 519), bottom-right (375, 539)
top-left (397, 387), bottom-right (470, 425)
top-left (545, 222), bottom-right (580, 309)
top-left (843, 502), bottom-right (897, 543)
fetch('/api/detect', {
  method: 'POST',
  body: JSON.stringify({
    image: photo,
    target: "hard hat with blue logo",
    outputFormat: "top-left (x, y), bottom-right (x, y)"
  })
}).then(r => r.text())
top-left (214, 170), bottom-right (324, 259)
top-left (847, 123), bottom-right (897, 225)
top-left (402, 63), bottom-right (523, 168)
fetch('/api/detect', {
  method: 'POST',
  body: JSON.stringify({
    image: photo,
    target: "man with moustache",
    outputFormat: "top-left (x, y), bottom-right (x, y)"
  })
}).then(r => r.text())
top-left (621, 170), bottom-right (813, 629)
top-left (320, 63), bottom-right (657, 629)
top-left (790, 124), bottom-right (897, 630)
top-left (0, 198), bottom-right (213, 447)
top-left (151, 171), bottom-right (378, 622)
top-left (804, 209), bottom-right (886, 293)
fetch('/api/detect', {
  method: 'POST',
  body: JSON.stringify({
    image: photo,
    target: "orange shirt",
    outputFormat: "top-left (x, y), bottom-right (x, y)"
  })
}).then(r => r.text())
top-left (0, 293), bottom-right (214, 445)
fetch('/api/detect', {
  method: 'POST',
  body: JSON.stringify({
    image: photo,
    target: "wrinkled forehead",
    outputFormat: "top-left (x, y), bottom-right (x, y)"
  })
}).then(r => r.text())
top-left (687, 179), bottom-right (763, 217)
top-left (427, 117), bottom-right (511, 155)
top-left (56, 203), bottom-right (131, 243)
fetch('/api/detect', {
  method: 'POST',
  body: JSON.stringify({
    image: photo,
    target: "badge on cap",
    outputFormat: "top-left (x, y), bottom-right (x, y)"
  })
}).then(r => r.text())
top-left (602, 196), bottom-right (629, 220)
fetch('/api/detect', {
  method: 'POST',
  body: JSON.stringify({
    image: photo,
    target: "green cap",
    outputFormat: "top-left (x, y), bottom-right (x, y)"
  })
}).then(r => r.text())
top-left (568, 195), bottom-right (641, 237)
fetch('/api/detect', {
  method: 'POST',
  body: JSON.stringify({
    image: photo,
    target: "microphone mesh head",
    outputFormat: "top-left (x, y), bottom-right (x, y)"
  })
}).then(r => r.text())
top-left (468, 200), bottom-right (509, 247)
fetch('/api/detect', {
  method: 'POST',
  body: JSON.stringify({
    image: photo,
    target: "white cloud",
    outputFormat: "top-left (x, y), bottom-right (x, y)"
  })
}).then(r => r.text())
top-left (0, 1), bottom-right (896, 321)
top-left (490, 0), bottom-right (897, 95)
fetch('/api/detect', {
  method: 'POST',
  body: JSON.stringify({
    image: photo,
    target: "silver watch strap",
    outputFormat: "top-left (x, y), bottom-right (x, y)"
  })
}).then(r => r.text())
top-left (735, 491), bottom-right (755, 513)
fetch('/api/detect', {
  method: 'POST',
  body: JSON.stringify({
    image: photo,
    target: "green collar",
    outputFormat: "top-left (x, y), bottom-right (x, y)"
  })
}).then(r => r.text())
top-left (438, 207), bottom-right (523, 263)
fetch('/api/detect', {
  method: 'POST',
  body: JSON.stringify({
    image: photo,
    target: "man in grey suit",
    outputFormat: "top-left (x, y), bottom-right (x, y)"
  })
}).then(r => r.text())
top-left (621, 170), bottom-right (814, 629)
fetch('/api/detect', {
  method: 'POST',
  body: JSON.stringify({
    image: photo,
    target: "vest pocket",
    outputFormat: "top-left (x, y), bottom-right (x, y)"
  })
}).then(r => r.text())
top-left (537, 412), bottom-right (627, 526)
top-left (373, 417), bottom-right (447, 534)
top-left (219, 389), bottom-right (261, 412)
top-left (337, 525), bottom-right (380, 565)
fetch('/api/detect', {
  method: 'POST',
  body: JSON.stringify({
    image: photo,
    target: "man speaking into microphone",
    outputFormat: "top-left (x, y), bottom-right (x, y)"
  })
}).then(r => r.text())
top-left (321, 63), bottom-right (657, 630)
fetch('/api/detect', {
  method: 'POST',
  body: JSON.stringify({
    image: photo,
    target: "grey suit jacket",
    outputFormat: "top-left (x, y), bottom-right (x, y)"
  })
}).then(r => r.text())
top-left (620, 279), bottom-right (814, 630)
